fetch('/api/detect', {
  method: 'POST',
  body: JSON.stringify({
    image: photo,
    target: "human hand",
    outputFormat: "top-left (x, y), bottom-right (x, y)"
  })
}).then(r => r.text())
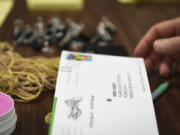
top-left (134, 17), bottom-right (180, 77)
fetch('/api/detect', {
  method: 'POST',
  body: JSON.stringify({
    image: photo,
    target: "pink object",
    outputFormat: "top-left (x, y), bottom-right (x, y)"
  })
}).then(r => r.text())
top-left (0, 93), bottom-right (13, 116)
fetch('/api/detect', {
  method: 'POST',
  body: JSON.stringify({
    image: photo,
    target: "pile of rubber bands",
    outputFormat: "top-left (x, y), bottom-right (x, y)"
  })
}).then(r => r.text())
top-left (0, 42), bottom-right (60, 102)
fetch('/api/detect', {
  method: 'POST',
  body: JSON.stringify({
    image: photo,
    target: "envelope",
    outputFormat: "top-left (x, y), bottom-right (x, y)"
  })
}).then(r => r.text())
top-left (49, 51), bottom-right (159, 135)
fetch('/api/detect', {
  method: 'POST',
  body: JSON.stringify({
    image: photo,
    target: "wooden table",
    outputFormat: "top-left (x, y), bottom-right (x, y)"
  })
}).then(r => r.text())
top-left (0, 0), bottom-right (179, 135)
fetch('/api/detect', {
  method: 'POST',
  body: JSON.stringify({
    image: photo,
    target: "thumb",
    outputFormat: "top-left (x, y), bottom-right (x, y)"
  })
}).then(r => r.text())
top-left (153, 36), bottom-right (180, 55)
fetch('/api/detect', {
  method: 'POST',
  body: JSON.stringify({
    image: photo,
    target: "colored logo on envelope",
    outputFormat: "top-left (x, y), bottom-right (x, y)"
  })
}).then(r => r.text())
top-left (67, 53), bottom-right (92, 61)
top-left (65, 97), bottom-right (83, 120)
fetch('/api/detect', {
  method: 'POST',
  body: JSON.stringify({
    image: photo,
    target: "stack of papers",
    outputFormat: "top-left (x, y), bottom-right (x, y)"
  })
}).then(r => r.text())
top-left (49, 51), bottom-right (159, 135)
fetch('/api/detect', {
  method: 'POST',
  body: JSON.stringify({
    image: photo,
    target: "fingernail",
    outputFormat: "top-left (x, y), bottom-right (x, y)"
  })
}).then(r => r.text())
top-left (159, 67), bottom-right (170, 77)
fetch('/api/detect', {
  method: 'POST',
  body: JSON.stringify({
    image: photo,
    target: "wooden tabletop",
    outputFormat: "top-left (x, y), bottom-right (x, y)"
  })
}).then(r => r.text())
top-left (0, 0), bottom-right (179, 135)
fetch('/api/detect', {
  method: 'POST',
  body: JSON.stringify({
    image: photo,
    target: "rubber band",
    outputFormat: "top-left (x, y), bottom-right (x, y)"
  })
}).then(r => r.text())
top-left (0, 42), bottom-right (60, 102)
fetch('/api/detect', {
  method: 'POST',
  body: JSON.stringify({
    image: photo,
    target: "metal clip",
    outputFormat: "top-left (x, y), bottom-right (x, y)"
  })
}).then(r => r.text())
top-left (91, 17), bottom-right (116, 45)
top-left (13, 19), bottom-right (23, 40)
top-left (59, 19), bottom-right (85, 50)
top-left (16, 24), bottom-right (33, 45)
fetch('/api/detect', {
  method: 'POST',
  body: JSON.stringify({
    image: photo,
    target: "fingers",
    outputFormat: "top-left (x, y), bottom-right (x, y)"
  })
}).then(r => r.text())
top-left (150, 17), bottom-right (180, 38)
top-left (134, 17), bottom-right (180, 77)
top-left (134, 17), bottom-right (180, 58)
top-left (159, 57), bottom-right (172, 77)
top-left (145, 52), bottom-right (161, 71)
top-left (134, 26), bottom-right (158, 57)
top-left (173, 17), bottom-right (180, 35)
top-left (153, 36), bottom-right (180, 55)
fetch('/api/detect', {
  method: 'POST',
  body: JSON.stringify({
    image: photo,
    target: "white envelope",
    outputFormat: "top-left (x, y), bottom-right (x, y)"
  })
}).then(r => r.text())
top-left (49, 51), bottom-right (159, 135)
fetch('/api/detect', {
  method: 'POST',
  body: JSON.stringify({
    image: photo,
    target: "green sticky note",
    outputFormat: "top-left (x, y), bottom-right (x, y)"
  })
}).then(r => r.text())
top-left (26, 0), bottom-right (84, 11)
top-left (0, 0), bottom-right (14, 27)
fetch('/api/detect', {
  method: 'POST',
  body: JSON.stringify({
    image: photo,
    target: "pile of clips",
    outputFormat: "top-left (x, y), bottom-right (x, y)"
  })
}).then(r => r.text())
top-left (12, 16), bottom-right (117, 53)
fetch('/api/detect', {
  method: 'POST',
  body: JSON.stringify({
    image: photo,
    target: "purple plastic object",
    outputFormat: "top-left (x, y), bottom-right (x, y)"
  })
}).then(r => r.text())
top-left (0, 93), bottom-right (13, 116)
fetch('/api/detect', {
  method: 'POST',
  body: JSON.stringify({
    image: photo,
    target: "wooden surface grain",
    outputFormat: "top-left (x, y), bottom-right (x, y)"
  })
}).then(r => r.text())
top-left (0, 0), bottom-right (180, 135)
